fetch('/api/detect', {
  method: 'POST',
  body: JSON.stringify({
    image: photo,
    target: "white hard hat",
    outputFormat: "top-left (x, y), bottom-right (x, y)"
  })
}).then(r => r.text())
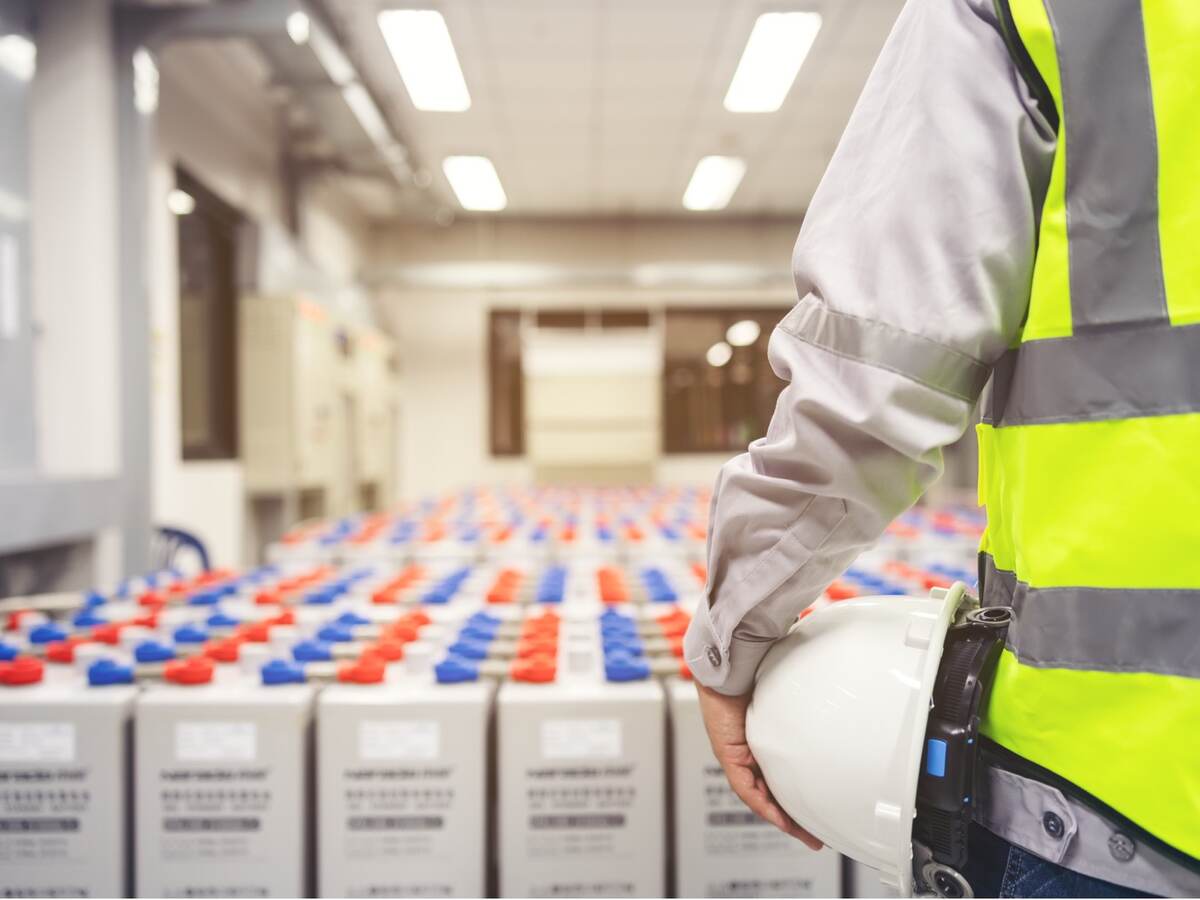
top-left (746, 584), bottom-right (968, 897)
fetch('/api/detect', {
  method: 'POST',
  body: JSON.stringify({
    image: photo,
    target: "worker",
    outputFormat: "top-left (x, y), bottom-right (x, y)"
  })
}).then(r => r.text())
top-left (683, 0), bottom-right (1200, 896)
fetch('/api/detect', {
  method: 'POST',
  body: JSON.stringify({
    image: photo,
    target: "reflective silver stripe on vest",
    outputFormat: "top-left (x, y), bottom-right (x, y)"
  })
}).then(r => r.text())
top-left (1045, 0), bottom-right (1168, 329)
top-left (981, 555), bottom-right (1200, 678)
top-left (981, 321), bottom-right (1200, 425)
top-left (777, 295), bottom-right (991, 403)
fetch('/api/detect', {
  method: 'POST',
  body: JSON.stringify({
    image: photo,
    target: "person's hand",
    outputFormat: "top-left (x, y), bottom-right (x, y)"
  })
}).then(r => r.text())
top-left (696, 682), bottom-right (823, 850)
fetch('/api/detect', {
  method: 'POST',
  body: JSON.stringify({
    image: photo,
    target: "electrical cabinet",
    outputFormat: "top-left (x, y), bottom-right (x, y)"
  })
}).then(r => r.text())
top-left (238, 295), bottom-right (339, 493)
top-left (350, 327), bottom-right (396, 506)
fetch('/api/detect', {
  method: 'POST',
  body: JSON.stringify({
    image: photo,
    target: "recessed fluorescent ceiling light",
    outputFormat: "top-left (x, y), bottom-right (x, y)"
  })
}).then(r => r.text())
top-left (682, 156), bottom-right (746, 211)
top-left (0, 34), bottom-right (36, 82)
top-left (286, 12), bottom-right (310, 45)
top-left (724, 12), bottom-right (822, 113)
top-left (378, 10), bottom-right (471, 112)
top-left (442, 156), bottom-right (506, 211)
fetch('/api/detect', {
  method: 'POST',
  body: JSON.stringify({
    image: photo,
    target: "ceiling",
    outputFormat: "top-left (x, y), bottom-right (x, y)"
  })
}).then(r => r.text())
top-left (322, 0), bottom-right (905, 218)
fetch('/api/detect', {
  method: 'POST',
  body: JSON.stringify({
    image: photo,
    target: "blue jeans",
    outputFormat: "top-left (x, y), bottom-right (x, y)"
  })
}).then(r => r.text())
top-left (960, 823), bottom-right (1156, 898)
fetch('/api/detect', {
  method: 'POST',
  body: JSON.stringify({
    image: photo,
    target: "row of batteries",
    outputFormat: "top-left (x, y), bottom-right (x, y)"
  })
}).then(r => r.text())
top-left (0, 555), bottom-right (978, 899)
top-left (268, 491), bottom-right (983, 566)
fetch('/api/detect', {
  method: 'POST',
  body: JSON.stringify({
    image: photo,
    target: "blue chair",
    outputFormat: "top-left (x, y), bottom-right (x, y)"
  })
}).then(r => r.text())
top-left (152, 526), bottom-right (210, 573)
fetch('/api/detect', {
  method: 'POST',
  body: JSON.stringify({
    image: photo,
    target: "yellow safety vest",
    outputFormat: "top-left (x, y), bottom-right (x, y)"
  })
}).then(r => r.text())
top-left (978, 0), bottom-right (1200, 860)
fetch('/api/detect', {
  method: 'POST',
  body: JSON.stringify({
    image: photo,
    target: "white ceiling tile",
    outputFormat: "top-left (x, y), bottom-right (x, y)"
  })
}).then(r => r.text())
top-left (326, 0), bottom-right (903, 216)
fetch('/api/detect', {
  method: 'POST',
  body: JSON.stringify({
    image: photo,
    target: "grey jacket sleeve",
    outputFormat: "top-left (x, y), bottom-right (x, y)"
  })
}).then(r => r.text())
top-left (683, 0), bottom-right (1057, 695)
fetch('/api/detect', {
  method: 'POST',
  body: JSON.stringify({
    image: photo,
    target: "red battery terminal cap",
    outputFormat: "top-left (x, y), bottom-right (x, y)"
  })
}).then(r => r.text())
top-left (164, 656), bottom-right (215, 685)
top-left (371, 587), bottom-right (399, 605)
top-left (132, 612), bottom-right (160, 628)
top-left (386, 621), bottom-right (420, 643)
top-left (5, 610), bottom-right (32, 632)
top-left (0, 657), bottom-right (44, 686)
top-left (825, 581), bottom-right (858, 601)
top-left (137, 590), bottom-right (165, 608)
top-left (267, 609), bottom-right (295, 627)
top-left (337, 658), bottom-right (385, 684)
top-left (46, 637), bottom-right (90, 663)
top-left (510, 656), bottom-right (556, 683)
top-left (91, 623), bottom-right (127, 645)
top-left (362, 639), bottom-right (404, 662)
top-left (203, 638), bottom-right (241, 663)
top-left (515, 638), bottom-right (558, 659)
top-left (237, 622), bottom-right (272, 643)
top-left (254, 590), bottom-right (282, 606)
top-left (402, 610), bottom-right (432, 628)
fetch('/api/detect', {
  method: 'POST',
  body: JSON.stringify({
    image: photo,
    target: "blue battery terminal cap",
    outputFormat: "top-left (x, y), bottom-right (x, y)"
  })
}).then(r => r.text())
top-left (134, 640), bottom-right (177, 663)
top-left (261, 659), bottom-right (306, 685)
top-left (187, 589), bottom-right (221, 606)
top-left (605, 653), bottom-right (651, 682)
top-left (206, 611), bottom-right (241, 628)
top-left (0, 641), bottom-right (19, 661)
top-left (447, 639), bottom-right (490, 660)
top-left (317, 625), bottom-right (355, 643)
top-left (73, 609), bottom-right (108, 628)
top-left (334, 611), bottom-right (372, 627)
top-left (459, 625), bottom-right (499, 643)
top-left (466, 611), bottom-right (501, 629)
top-left (83, 591), bottom-right (107, 608)
top-left (602, 637), bottom-right (644, 657)
top-left (304, 588), bottom-right (337, 605)
top-left (88, 658), bottom-right (134, 686)
top-left (28, 624), bottom-right (69, 645)
top-left (173, 624), bottom-right (209, 644)
top-left (600, 620), bottom-right (638, 637)
top-left (435, 656), bottom-right (479, 684)
top-left (293, 639), bottom-right (333, 662)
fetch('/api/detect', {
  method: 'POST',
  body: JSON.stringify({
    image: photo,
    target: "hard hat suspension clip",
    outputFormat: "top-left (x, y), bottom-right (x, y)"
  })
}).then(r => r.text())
top-left (912, 603), bottom-right (1013, 898)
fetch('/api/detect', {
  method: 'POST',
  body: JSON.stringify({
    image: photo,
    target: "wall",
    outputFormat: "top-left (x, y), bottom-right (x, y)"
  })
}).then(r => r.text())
top-left (148, 43), bottom-right (371, 566)
top-left (368, 216), bottom-right (803, 498)
top-left (29, 0), bottom-right (120, 478)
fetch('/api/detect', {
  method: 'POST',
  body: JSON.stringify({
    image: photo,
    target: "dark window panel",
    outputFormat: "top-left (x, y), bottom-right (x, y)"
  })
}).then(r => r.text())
top-left (177, 167), bottom-right (241, 461)
top-left (662, 306), bottom-right (791, 454)
top-left (488, 309), bottom-right (524, 456)
top-left (534, 309), bottom-right (588, 329)
top-left (599, 309), bottom-right (652, 329)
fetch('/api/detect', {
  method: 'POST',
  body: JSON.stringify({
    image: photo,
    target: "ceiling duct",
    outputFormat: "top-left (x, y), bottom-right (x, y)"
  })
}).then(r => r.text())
top-left (250, 4), bottom-right (418, 197)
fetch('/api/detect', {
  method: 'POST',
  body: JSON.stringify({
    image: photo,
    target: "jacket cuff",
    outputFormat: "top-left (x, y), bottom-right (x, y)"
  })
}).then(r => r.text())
top-left (684, 600), bottom-right (778, 696)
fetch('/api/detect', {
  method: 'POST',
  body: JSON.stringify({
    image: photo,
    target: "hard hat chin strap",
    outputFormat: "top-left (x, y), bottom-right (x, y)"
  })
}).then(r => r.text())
top-left (912, 602), bottom-right (1014, 899)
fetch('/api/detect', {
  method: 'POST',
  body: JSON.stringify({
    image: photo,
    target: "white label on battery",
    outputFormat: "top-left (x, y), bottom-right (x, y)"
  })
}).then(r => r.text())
top-left (359, 719), bottom-right (440, 761)
top-left (541, 719), bottom-right (622, 759)
top-left (175, 721), bottom-right (257, 761)
top-left (0, 722), bottom-right (75, 762)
